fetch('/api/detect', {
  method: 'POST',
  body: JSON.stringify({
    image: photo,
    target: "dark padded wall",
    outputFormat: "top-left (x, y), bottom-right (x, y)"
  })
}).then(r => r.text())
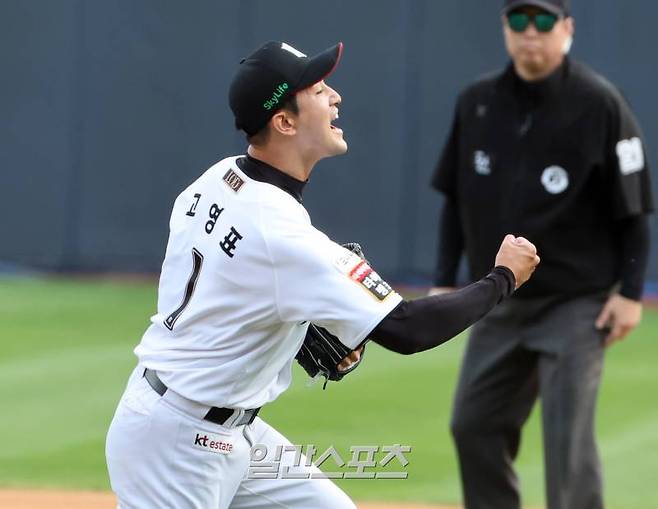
top-left (1, 1), bottom-right (78, 268)
top-left (1, 1), bottom-right (656, 283)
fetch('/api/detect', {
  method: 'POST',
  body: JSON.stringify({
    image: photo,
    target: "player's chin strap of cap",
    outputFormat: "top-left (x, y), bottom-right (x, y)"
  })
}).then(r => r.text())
top-left (143, 368), bottom-right (260, 427)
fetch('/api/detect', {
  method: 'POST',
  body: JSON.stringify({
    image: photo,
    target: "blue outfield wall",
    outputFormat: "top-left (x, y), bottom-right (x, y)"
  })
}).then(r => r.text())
top-left (1, 0), bottom-right (656, 285)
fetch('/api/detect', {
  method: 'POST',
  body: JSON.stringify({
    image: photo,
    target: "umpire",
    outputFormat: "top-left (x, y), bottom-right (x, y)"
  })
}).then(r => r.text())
top-left (430, 1), bottom-right (654, 508)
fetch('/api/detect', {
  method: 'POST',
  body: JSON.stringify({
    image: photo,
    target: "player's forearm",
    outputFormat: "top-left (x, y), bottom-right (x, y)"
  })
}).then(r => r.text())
top-left (618, 214), bottom-right (651, 300)
top-left (370, 267), bottom-right (515, 355)
top-left (434, 196), bottom-right (464, 286)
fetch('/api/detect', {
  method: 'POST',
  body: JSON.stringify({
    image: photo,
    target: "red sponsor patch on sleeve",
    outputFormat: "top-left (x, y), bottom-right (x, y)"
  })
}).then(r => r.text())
top-left (336, 251), bottom-right (394, 301)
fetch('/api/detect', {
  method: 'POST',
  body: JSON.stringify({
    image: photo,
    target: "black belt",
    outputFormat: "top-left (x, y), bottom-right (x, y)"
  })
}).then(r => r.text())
top-left (143, 368), bottom-right (260, 426)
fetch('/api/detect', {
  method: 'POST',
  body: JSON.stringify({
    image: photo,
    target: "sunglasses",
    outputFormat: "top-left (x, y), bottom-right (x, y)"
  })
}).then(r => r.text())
top-left (507, 11), bottom-right (559, 33)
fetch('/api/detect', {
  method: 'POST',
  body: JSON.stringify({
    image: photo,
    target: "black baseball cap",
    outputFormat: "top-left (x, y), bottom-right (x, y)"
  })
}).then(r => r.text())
top-left (502, 0), bottom-right (570, 16)
top-left (229, 41), bottom-right (344, 136)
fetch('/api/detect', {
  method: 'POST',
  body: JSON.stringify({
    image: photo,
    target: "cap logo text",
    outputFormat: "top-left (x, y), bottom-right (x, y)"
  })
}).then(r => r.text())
top-left (264, 82), bottom-right (289, 111)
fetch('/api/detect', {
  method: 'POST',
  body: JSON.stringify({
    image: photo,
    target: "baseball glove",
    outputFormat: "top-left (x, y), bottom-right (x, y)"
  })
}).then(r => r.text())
top-left (342, 242), bottom-right (367, 263)
top-left (294, 242), bottom-right (368, 388)
top-left (295, 323), bottom-right (365, 388)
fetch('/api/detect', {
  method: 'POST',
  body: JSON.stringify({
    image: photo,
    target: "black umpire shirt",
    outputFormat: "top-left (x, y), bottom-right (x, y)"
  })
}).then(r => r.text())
top-left (432, 57), bottom-right (654, 299)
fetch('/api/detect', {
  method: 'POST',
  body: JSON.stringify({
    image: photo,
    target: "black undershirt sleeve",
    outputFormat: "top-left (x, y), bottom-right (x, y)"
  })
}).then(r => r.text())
top-left (434, 196), bottom-right (464, 287)
top-left (369, 267), bottom-right (515, 355)
top-left (618, 214), bottom-right (651, 300)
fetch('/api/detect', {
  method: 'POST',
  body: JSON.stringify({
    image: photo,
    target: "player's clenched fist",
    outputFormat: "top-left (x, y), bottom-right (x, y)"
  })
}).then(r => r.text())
top-left (495, 234), bottom-right (540, 289)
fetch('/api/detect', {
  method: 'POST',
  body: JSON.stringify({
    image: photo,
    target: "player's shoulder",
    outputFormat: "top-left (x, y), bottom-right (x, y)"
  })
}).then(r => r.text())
top-left (216, 158), bottom-right (311, 234)
top-left (200, 155), bottom-right (245, 188)
top-left (257, 192), bottom-right (310, 236)
top-left (180, 156), bottom-right (297, 205)
top-left (176, 155), bottom-right (242, 196)
top-left (175, 154), bottom-right (309, 230)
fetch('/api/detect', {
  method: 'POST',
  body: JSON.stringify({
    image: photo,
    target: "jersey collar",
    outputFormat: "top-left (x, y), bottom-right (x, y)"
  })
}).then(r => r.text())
top-left (236, 155), bottom-right (307, 203)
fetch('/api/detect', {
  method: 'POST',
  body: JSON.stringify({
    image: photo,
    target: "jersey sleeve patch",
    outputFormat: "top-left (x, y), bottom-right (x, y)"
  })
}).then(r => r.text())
top-left (334, 250), bottom-right (394, 301)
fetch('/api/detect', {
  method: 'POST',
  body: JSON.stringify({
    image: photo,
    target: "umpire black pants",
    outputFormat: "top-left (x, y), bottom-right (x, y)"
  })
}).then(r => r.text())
top-left (450, 293), bottom-right (607, 509)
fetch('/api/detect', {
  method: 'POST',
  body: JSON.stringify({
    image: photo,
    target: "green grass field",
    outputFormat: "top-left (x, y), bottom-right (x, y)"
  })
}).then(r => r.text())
top-left (1, 277), bottom-right (657, 508)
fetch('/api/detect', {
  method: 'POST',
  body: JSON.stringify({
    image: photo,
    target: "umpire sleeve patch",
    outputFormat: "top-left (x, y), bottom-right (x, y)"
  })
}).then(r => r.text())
top-left (334, 250), bottom-right (394, 301)
top-left (616, 137), bottom-right (645, 175)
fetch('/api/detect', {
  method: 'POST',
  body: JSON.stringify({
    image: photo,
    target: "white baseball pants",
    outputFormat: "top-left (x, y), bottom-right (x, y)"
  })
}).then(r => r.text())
top-left (106, 366), bottom-right (355, 509)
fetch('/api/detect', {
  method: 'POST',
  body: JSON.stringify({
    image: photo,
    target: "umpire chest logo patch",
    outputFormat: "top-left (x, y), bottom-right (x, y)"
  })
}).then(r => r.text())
top-left (334, 251), bottom-right (394, 301)
top-left (223, 169), bottom-right (245, 193)
top-left (473, 150), bottom-right (491, 175)
top-left (192, 431), bottom-right (234, 455)
top-left (541, 166), bottom-right (569, 194)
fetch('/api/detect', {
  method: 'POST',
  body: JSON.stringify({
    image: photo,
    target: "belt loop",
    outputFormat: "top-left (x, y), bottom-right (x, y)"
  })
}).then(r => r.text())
top-left (246, 408), bottom-right (259, 425)
top-left (224, 409), bottom-right (245, 427)
top-left (144, 368), bottom-right (168, 396)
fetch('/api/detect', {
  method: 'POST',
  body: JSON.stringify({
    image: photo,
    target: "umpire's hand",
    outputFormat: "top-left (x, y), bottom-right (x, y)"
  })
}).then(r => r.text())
top-left (495, 234), bottom-right (540, 289)
top-left (595, 294), bottom-right (642, 347)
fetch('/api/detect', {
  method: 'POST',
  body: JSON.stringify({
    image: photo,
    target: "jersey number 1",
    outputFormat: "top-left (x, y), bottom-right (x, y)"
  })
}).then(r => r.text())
top-left (164, 248), bottom-right (204, 330)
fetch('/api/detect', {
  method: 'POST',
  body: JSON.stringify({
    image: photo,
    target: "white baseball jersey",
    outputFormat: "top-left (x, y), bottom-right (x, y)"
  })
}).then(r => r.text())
top-left (135, 156), bottom-right (402, 409)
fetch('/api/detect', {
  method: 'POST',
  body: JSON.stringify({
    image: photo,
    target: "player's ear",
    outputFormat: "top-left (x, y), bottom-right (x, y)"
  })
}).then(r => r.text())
top-left (270, 110), bottom-right (297, 137)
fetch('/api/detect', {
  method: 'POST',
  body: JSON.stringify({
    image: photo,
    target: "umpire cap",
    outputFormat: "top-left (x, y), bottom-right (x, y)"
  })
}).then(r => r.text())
top-left (229, 41), bottom-right (344, 136)
top-left (502, 0), bottom-right (570, 16)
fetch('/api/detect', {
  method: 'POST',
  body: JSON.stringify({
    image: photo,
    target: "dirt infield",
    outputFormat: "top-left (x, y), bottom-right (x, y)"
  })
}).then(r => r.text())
top-left (0, 489), bottom-right (458, 509)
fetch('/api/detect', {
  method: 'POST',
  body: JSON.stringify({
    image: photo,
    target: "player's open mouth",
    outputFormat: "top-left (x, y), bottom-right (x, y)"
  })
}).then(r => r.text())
top-left (330, 111), bottom-right (343, 134)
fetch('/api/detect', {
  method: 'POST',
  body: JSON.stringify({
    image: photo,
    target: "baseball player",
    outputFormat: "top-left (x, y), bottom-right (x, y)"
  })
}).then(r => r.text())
top-left (105, 40), bottom-right (539, 508)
